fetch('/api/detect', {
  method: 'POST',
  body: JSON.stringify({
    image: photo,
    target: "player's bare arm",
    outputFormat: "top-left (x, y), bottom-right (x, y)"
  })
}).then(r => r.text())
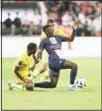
top-left (30, 55), bottom-right (39, 72)
top-left (33, 54), bottom-right (39, 64)
top-left (65, 21), bottom-right (78, 42)
top-left (14, 65), bottom-right (33, 90)
top-left (36, 49), bottom-right (43, 60)
top-left (14, 61), bottom-right (32, 85)
top-left (14, 65), bottom-right (24, 81)
top-left (65, 27), bottom-right (76, 42)
top-left (38, 51), bottom-right (43, 60)
top-left (69, 21), bottom-right (79, 30)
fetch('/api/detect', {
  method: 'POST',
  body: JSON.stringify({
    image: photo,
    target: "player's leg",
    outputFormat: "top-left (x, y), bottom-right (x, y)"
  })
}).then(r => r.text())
top-left (63, 60), bottom-right (78, 84)
top-left (34, 75), bottom-right (59, 88)
top-left (34, 69), bottom-right (59, 88)
top-left (8, 74), bottom-right (34, 91)
top-left (39, 62), bottom-right (48, 73)
top-left (37, 71), bottom-right (50, 82)
top-left (9, 80), bottom-right (34, 91)
top-left (8, 73), bottom-right (26, 90)
top-left (33, 62), bottom-right (48, 77)
top-left (8, 82), bottom-right (26, 91)
top-left (61, 59), bottom-right (80, 91)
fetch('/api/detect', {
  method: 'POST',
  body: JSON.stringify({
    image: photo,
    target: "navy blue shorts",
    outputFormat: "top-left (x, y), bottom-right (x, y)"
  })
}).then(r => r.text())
top-left (48, 58), bottom-right (65, 76)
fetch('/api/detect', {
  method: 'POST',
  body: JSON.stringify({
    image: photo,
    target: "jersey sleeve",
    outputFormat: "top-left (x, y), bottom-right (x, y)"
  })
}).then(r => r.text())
top-left (60, 36), bottom-right (67, 42)
top-left (15, 55), bottom-right (27, 67)
top-left (39, 39), bottom-right (45, 50)
top-left (15, 59), bottom-right (24, 67)
top-left (16, 60), bottom-right (23, 67)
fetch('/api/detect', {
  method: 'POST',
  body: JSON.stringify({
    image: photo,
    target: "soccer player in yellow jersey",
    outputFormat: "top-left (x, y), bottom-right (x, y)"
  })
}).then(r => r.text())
top-left (33, 19), bottom-right (78, 82)
top-left (8, 42), bottom-right (38, 91)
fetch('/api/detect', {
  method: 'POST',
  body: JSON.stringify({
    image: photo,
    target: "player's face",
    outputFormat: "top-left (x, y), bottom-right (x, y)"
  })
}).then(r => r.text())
top-left (29, 48), bottom-right (37, 55)
top-left (48, 23), bottom-right (55, 33)
top-left (46, 27), bottom-right (54, 36)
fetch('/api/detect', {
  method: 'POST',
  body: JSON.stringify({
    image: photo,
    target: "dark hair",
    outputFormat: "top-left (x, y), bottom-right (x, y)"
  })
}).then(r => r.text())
top-left (27, 43), bottom-right (37, 50)
top-left (43, 25), bottom-right (50, 32)
top-left (47, 18), bottom-right (55, 24)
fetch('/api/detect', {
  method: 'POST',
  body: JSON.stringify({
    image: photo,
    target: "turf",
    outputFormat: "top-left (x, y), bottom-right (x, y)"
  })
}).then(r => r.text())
top-left (2, 58), bottom-right (101, 110)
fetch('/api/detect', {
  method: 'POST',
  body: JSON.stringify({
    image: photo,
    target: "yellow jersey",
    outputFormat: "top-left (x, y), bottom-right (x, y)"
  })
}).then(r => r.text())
top-left (40, 28), bottom-right (65, 40)
top-left (14, 52), bottom-right (34, 78)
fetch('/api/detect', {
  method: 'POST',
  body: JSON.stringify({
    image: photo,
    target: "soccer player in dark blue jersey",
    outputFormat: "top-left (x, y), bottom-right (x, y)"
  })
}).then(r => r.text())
top-left (34, 24), bottom-right (80, 91)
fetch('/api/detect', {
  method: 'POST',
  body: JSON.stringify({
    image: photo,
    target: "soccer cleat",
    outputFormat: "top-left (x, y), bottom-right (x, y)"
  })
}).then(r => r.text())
top-left (68, 85), bottom-right (81, 91)
top-left (8, 82), bottom-right (13, 90)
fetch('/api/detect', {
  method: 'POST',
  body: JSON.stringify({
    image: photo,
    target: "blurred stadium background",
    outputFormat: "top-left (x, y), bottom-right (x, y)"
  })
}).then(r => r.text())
top-left (2, 0), bottom-right (101, 36)
top-left (1, 0), bottom-right (101, 110)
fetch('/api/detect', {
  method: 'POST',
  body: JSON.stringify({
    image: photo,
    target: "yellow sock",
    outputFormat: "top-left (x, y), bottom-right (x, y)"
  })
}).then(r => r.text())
top-left (38, 73), bottom-right (50, 82)
top-left (12, 84), bottom-right (26, 91)
top-left (33, 70), bottom-right (41, 78)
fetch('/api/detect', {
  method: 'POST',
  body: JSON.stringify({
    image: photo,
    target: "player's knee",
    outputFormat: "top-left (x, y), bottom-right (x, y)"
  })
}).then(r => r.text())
top-left (26, 86), bottom-right (34, 91)
top-left (26, 83), bottom-right (34, 91)
top-left (51, 84), bottom-right (56, 88)
top-left (51, 83), bottom-right (57, 88)
top-left (72, 63), bottom-right (78, 69)
top-left (40, 66), bottom-right (47, 73)
top-left (40, 68), bottom-right (46, 73)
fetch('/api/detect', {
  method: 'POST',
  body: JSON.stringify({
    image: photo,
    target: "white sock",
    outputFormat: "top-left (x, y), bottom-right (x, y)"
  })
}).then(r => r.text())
top-left (11, 83), bottom-right (15, 87)
top-left (69, 84), bottom-right (74, 88)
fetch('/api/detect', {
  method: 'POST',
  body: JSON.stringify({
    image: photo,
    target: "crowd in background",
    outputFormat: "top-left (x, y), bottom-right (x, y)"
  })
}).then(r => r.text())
top-left (2, 11), bottom-right (42, 36)
top-left (2, 9), bottom-right (42, 36)
top-left (2, 1), bottom-right (102, 36)
top-left (45, 1), bottom-right (102, 36)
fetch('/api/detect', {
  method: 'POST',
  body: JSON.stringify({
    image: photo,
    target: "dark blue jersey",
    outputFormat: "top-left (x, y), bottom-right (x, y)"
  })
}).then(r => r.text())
top-left (39, 35), bottom-right (67, 60)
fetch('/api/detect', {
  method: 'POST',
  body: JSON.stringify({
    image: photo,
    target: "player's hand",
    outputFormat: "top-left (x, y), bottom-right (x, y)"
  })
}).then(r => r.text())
top-left (69, 21), bottom-right (79, 30)
top-left (33, 54), bottom-right (39, 64)
top-left (23, 78), bottom-right (34, 90)
top-left (72, 21), bottom-right (79, 30)
top-left (27, 80), bottom-right (33, 88)
top-left (23, 78), bottom-right (32, 85)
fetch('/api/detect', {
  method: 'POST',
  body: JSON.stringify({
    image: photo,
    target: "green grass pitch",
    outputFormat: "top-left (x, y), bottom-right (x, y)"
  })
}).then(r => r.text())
top-left (2, 58), bottom-right (101, 110)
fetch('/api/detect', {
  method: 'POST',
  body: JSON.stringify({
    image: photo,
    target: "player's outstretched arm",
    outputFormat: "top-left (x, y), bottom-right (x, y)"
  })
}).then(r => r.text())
top-left (65, 21), bottom-right (78, 42)
top-left (69, 28), bottom-right (76, 42)
top-left (65, 28), bottom-right (76, 42)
